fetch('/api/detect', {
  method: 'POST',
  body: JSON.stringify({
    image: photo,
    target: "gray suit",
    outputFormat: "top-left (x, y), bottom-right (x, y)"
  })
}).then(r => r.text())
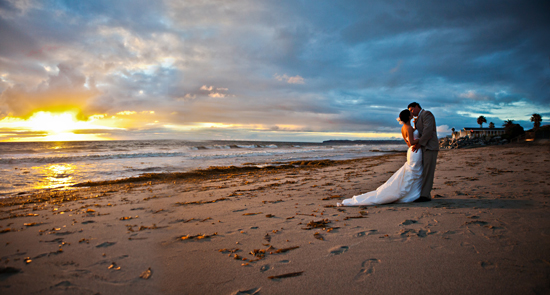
top-left (415, 109), bottom-right (438, 199)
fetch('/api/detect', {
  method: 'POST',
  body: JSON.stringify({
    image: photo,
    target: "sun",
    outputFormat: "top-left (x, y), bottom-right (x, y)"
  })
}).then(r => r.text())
top-left (25, 112), bottom-right (82, 134)
top-left (0, 111), bottom-right (120, 142)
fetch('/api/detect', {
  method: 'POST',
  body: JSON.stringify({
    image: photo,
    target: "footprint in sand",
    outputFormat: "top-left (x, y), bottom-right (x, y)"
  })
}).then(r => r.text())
top-left (54, 281), bottom-right (73, 287)
top-left (96, 242), bottom-right (116, 248)
top-left (354, 230), bottom-right (377, 238)
top-left (329, 246), bottom-right (349, 256)
top-left (231, 287), bottom-right (261, 295)
top-left (260, 264), bottom-right (271, 272)
top-left (400, 219), bottom-right (418, 226)
top-left (479, 261), bottom-right (497, 270)
top-left (355, 259), bottom-right (381, 281)
top-left (355, 231), bottom-right (366, 238)
top-left (54, 231), bottom-right (74, 236)
top-left (399, 228), bottom-right (433, 238)
top-left (417, 229), bottom-right (429, 237)
top-left (0, 266), bottom-right (21, 278)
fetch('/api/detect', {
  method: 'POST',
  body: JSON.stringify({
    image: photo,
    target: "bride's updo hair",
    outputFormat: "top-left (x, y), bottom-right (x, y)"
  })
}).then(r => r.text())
top-left (399, 109), bottom-right (411, 124)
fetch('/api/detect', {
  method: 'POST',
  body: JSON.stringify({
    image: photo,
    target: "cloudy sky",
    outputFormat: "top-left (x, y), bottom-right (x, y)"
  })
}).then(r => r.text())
top-left (0, 0), bottom-right (548, 142)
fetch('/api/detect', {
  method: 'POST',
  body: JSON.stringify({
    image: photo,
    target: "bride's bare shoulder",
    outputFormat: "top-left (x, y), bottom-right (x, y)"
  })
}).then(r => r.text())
top-left (402, 124), bottom-right (414, 132)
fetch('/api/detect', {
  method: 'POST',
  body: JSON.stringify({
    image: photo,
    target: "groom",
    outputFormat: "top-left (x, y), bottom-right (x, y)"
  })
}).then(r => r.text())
top-left (408, 102), bottom-right (439, 202)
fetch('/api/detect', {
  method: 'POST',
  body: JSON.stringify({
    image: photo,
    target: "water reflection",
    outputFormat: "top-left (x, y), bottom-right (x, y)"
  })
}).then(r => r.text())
top-left (46, 141), bottom-right (70, 151)
top-left (32, 163), bottom-right (76, 190)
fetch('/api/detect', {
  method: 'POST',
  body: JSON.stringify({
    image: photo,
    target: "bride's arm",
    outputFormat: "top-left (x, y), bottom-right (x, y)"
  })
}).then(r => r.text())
top-left (407, 125), bottom-right (419, 145)
top-left (402, 126), bottom-right (414, 147)
top-left (401, 126), bottom-right (411, 147)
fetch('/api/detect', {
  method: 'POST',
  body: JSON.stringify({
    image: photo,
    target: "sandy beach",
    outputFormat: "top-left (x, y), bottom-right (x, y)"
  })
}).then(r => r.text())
top-left (1, 142), bottom-right (549, 294)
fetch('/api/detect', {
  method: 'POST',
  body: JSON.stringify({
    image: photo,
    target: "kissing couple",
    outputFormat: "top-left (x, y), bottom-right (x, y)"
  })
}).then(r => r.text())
top-left (338, 102), bottom-right (439, 206)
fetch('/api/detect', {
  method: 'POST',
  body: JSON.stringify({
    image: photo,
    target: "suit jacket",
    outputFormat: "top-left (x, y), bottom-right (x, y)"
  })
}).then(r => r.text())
top-left (416, 109), bottom-right (439, 151)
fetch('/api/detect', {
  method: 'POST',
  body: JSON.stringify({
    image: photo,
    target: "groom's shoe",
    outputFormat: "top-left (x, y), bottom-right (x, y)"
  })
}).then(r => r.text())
top-left (414, 196), bottom-right (431, 202)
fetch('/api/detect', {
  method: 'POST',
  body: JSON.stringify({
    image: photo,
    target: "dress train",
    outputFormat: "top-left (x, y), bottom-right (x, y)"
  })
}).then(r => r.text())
top-left (339, 131), bottom-right (423, 206)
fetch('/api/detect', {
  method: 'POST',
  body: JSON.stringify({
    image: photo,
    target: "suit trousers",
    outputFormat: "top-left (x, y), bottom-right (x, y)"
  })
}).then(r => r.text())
top-left (421, 149), bottom-right (438, 199)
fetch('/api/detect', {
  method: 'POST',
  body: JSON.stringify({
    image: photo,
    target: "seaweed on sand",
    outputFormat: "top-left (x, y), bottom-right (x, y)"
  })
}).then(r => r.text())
top-left (178, 232), bottom-right (218, 241)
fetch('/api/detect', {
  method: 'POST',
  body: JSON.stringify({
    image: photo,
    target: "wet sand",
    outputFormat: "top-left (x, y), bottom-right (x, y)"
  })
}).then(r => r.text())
top-left (1, 143), bottom-right (550, 294)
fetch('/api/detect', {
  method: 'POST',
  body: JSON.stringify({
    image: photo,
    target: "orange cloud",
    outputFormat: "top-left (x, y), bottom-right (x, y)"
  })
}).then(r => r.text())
top-left (0, 63), bottom-right (105, 120)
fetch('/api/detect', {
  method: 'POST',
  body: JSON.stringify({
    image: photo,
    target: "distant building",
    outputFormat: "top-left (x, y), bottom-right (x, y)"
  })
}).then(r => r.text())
top-left (452, 127), bottom-right (505, 139)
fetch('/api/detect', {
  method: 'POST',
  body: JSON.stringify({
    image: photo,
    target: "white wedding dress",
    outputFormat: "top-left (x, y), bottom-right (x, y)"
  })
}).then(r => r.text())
top-left (339, 130), bottom-right (423, 206)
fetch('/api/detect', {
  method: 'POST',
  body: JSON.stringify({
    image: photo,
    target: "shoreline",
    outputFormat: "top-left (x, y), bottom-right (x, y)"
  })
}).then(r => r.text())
top-left (0, 140), bottom-right (409, 197)
top-left (1, 143), bottom-right (549, 294)
top-left (0, 154), bottom-right (405, 206)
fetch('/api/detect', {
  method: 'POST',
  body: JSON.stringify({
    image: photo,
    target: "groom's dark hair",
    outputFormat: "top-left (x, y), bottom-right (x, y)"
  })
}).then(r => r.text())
top-left (408, 102), bottom-right (421, 109)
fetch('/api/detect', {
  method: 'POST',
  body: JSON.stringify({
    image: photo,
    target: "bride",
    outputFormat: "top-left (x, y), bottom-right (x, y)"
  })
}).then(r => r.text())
top-left (338, 109), bottom-right (423, 206)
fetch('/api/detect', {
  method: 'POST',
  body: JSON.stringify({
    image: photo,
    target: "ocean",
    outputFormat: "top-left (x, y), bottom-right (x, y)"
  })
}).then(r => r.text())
top-left (0, 139), bottom-right (406, 196)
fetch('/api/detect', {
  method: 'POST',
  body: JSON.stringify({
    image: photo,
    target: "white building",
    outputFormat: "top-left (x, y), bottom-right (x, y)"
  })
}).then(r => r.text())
top-left (452, 127), bottom-right (506, 139)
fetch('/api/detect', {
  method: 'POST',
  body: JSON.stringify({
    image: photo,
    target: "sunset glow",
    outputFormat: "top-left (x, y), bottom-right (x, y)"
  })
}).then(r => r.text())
top-left (25, 112), bottom-right (87, 133)
top-left (0, 111), bottom-right (120, 142)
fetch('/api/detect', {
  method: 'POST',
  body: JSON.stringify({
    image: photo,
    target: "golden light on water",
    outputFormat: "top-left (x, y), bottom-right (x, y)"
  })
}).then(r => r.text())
top-left (32, 163), bottom-right (77, 190)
